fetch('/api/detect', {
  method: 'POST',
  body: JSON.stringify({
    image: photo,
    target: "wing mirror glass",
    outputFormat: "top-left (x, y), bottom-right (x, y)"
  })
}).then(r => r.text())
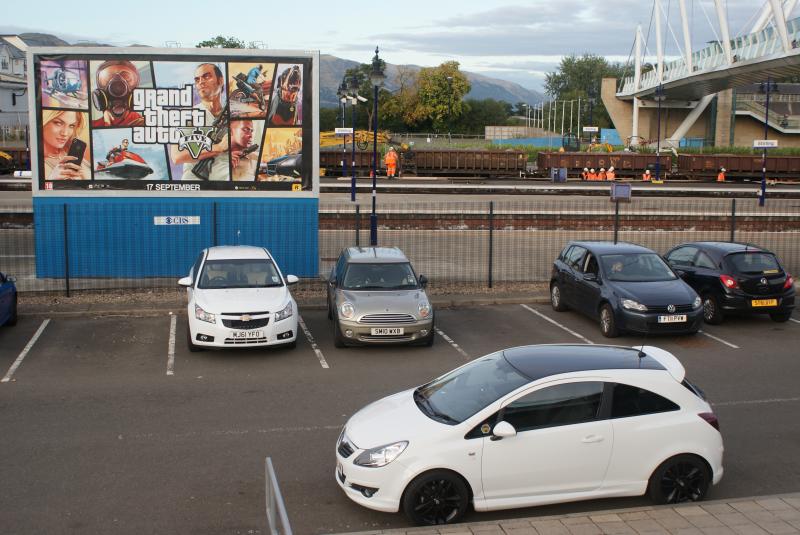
top-left (6, 276), bottom-right (16, 283)
top-left (418, 274), bottom-right (428, 287)
top-left (178, 276), bottom-right (193, 287)
top-left (583, 273), bottom-right (598, 282)
top-left (491, 421), bottom-right (517, 441)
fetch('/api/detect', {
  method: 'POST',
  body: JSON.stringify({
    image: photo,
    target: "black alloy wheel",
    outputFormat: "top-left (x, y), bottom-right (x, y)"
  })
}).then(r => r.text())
top-left (550, 283), bottom-right (567, 312)
top-left (702, 294), bottom-right (724, 325)
top-left (402, 470), bottom-right (469, 526)
top-left (600, 304), bottom-right (619, 338)
top-left (648, 455), bottom-right (710, 505)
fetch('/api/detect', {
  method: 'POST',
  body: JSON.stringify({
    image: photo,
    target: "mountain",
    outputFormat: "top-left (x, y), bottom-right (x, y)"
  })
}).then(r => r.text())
top-left (320, 54), bottom-right (544, 108)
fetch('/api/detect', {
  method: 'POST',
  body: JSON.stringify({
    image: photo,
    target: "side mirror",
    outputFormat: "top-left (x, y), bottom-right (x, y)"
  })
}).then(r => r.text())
top-left (178, 276), bottom-right (193, 287)
top-left (418, 275), bottom-right (428, 288)
top-left (674, 269), bottom-right (686, 278)
top-left (490, 421), bottom-right (517, 441)
top-left (583, 273), bottom-right (598, 283)
top-left (6, 276), bottom-right (16, 283)
top-left (286, 274), bottom-right (299, 285)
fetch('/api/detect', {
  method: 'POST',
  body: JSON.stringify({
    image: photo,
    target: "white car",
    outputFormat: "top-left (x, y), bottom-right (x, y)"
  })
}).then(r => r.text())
top-left (336, 344), bottom-right (723, 526)
top-left (179, 246), bottom-right (299, 351)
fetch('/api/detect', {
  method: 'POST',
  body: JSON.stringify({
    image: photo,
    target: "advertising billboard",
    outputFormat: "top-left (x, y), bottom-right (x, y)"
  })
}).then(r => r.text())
top-left (31, 48), bottom-right (318, 195)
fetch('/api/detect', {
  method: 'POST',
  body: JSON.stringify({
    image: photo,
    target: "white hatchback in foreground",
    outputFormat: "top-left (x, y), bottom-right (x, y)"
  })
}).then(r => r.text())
top-left (179, 246), bottom-right (299, 351)
top-left (336, 344), bottom-right (723, 526)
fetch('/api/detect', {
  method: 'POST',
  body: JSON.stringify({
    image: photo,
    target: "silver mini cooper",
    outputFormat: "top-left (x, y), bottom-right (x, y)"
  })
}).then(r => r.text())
top-left (327, 247), bottom-right (434, 347)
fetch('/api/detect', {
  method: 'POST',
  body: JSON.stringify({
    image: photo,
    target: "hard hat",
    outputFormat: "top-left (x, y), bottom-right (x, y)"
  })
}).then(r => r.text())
top-left (600, 168), bottom-right (606, 172)
top-left (608, 166), bottom-right (615, 172)
top-left (645, 169), bottom-right (651, 174)
top-left (583, 167), bottom-right (589, 172)
top-left (590, 168), bottom-right (595, 172)
top-left (720, 167), bottom-right (726, 172)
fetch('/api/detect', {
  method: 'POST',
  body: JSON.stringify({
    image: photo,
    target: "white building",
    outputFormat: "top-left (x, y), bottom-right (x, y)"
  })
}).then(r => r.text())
top-left (0, 35), bottom-right (28, 145)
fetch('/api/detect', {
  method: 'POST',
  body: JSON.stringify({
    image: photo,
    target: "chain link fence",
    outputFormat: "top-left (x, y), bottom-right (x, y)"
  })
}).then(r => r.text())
top-left (2, 197), bottom-right (799, 296)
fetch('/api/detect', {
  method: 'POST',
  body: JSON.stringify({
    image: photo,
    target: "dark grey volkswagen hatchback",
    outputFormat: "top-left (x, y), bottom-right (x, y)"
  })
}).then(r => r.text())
top-left (551, 241), bottom-right (702, 337)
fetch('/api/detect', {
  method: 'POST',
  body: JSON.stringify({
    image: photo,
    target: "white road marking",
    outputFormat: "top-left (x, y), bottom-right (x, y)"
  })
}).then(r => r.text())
top-left (2, 319), bottom-right (50, 383)
top-left (521, 304), bottom-right (595, 344)
top-left (435, 327), bottom-right (470, 360)
top-left (125, 424), bottom-right (343, 441)
top-left (789, 318), bottom-right (800, 324)
top-left (298, 316), bottom-right (329, 369)
top-left (166, 314), bottom-right (176, 376)
top-left (713, 397), bottom-right (800, 407)
top-left (698, 329), bottom-right (740, 349)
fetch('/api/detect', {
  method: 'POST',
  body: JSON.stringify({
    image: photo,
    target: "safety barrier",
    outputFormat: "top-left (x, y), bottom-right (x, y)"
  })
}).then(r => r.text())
top-left (265, 457), bottom-right (293, 535)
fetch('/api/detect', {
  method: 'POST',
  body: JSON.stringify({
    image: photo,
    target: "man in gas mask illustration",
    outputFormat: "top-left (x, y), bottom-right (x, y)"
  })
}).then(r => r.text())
top-left (91, 60), bottom-right (145, 127)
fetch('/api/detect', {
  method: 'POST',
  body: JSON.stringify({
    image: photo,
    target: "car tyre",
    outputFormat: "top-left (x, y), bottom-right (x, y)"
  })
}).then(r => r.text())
top-left (702, 294), bottom-right (724, 325)
top-left (402, 469), bottom-right (470, 526)
top-left (648, 454), bottom-right (711, 505)
top-left (333, 317), bottom-right (346, 348)
top-left (769, 312), bottom-right (792, 323)
top-left (6, 294), bottom-right (17, 326)
top-left (600, 304), bottom-right (619, 338)
top-left (550, 283), bottom-right (568, 312)
top-left (186, 320), bottom-right (203, 352)
top-left (327, 298), bottom-right (333, 320)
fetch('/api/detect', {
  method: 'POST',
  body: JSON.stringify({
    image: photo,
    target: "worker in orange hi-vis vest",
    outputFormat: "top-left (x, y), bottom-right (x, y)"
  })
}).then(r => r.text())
top-left (384, 147), bottom-right (399, 178)
top-left (717, 167), bottom-right (726, 182)
top-left (588, 168), bottom-right (597, 180)
top-left (581, 167), bottom-right (589, 180)
top-left (642, 169), bottom-right (651, 181)
top-left (598, 167), bottom-right (607, 180)
top-left (606, 166), bottom-right (616, 180)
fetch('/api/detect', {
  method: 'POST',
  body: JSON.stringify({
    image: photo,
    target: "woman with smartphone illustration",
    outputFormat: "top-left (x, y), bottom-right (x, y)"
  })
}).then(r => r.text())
top-left (42, 109), bottom-right (91, 180)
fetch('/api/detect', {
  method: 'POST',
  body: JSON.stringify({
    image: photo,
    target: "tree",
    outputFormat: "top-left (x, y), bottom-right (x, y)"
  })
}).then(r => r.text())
top-left (415, 61), bottom-right (471, 132)
top-left (196, 36), bottom-right (258, 49)
top-left (459, 99), bottom-right (513, 135)
top-left (544, 54), bottom-right (628, 129)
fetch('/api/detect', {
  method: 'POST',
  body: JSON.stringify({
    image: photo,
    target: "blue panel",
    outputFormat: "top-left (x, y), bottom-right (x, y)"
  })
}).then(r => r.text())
top-left (33, 197), bottom-right (319, 279)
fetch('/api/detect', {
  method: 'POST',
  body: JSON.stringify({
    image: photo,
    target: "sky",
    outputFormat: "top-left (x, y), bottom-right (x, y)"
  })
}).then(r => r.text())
top-left (1, 0), bottom-right (784, 93)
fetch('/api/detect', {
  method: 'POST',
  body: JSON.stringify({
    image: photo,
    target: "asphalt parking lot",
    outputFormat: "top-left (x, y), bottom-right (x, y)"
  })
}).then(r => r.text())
top-left (1, 303), bottom-right (800, 534)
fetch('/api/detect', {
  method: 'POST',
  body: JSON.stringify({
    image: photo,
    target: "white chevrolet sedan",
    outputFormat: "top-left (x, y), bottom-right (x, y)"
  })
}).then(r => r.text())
top-left (336, 344), bottom-right (723, 526)
top-left (179, 246), bottom-right (299, 351)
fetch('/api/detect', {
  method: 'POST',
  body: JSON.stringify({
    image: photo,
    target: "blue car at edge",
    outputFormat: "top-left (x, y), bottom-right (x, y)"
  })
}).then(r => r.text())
top-left (550, 241), bottom-right (702, 337)
top-left (0, 272), bottom-right (18, 327)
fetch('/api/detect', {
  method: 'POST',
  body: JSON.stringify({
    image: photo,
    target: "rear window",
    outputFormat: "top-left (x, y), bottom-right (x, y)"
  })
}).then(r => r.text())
top-left (726, 252), bottom-right (781, 274)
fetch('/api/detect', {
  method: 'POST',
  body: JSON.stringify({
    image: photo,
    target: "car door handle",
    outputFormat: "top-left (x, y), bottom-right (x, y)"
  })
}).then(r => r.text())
top-left (581, 435), bottom-right (604, 443)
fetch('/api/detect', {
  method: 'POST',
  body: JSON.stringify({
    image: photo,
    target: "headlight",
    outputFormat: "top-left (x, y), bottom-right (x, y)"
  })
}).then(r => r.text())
top-left (275, 301), bottom-right (293, 322)
top-left (418, 301), bottom-right (431, 319)
top-left (693, 296), bottom-right (702, 309)
top-left (340, 302), bottom-right (355, 319)
top-left (354, 441), bottom-right (408, 468)
top-left (194, 304), bottom-right (216, 323)
top-left (621, 298), bottom-right (647, 311)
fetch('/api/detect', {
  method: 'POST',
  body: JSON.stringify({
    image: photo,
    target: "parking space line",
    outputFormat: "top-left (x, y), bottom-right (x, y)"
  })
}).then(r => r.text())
top-left (790, 318), bottom-right (800, 325)
top-left (166, 314), bottom-right (176, 376)
top-left (698, 329), bottom-right (740, 349)
top-left (298, 316), bottom-right (329, 369)
top-left (713, 396), bottom-right (800, 407)
top-left (520, 304), bottom-right (595, 345)
top-left (2, 319), bottom-right (50, 383)
top-left (434, 328), bottom-right (470, 360)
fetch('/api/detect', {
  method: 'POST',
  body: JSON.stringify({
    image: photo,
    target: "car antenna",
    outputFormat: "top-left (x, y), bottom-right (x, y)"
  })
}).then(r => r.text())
top-left (637, 331), bottom-right (649, 365)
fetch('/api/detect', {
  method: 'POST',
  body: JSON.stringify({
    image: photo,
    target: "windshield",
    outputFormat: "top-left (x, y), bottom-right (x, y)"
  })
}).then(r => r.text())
top-left (341, 262), bottom-right (418, 290)
top-left (601, 253), bottom-right (677, 282)
top-left (415, 352), bottom-right (530, 424)
top-left (727, 252), bottom-right (781, 274)
top-left (199, 259), bottom-right (283, 289)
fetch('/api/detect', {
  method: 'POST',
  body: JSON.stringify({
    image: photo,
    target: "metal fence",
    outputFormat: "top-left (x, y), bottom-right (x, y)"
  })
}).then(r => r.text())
top-left (265, 457), bottom-right (292, 535)
top-left (2, 196), bottom-right (800, 295)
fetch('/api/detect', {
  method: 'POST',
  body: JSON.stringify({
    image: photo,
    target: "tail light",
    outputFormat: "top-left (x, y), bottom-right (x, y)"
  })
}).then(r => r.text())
top-left (699, 412), bottom-right (720, 431)
top-left (720, 274), bottom-right (738, 290)
top-left (785, 274), bottom-right (794, 290)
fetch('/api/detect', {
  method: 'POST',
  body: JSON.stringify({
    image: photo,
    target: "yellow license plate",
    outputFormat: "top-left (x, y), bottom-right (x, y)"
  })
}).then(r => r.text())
top-left (751, 299), bottom-right (778, 307)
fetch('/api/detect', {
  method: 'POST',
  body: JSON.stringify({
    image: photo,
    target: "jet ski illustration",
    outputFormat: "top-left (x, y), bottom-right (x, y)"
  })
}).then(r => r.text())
top-left (95, 147), bottom-right (153, 179)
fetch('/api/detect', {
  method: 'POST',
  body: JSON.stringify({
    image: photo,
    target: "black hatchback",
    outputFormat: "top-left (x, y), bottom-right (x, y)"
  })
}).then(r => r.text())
top-left (664, 242), bottom-right (796, 324)
top-left (550, 241), bottom-right (703, 337)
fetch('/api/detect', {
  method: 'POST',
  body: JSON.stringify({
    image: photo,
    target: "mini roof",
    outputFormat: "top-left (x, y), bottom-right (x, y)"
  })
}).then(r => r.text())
top-left (503, 344), bottom-right (665, 381)
top-left (345, 246), bottom-right (409, 263)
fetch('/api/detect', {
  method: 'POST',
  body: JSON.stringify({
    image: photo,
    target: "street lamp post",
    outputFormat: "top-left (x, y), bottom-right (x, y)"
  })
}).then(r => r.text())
top-left (336, 81), bottom-right (347, 179)
top-left (369, 46), bottom-right (386, 246)
top-left (759, 79), bottom-right (777, 207)
top-left (654, 84), bottom-right (666, 182)
top-left (348, 76), bottom-right (360, 203)
top-left (446, 76), bottom-right (454, 143)
top-left (587, 87), bottom-right (597, 142)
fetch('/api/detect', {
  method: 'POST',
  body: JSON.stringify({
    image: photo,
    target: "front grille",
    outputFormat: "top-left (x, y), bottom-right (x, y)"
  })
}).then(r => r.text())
top-left (359, 313), bottom-right (416, 325)
top-left (222, 317), bottom-right (270, 329)
top-left (223, 337), bottom-right (268, 345)
top-left (648, 304), bottom-right (694, 313)
top-left (360, 334), bottom-right (414, 342)
top-left (338, 437), bottom-right (355, 458)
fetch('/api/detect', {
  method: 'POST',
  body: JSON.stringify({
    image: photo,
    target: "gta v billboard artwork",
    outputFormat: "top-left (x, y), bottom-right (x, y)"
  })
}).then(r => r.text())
top-left (34, 52), bottom-right (313, 191)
